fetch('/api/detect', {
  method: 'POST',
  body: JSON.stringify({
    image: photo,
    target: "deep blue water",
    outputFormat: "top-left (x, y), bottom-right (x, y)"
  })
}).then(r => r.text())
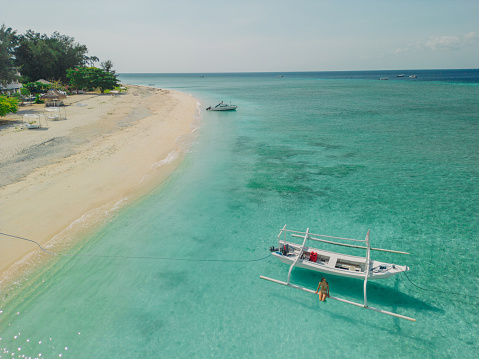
top-left (1, 70), bottom-right (478, 358)
top-left (122, 68), bottom-right (479, 83)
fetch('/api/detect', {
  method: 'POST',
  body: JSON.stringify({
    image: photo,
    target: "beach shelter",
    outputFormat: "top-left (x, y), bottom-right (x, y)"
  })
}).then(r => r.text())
top-left (23, 113), bottom-right (47, 129)
top-left (37, 79), bottom-right (52, 85)
top-left (42, 89), bottom-right (67, 107)
top-left (44, 107), bottom-right (67, 120)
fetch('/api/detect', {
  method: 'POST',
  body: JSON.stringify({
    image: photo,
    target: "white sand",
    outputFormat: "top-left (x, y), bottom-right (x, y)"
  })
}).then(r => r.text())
top-left (0, 85), bottom-right (199, 282)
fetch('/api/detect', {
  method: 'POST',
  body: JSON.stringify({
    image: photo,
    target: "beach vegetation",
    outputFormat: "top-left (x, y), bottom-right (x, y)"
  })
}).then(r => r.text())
top-left (66, 67), bottom-right (92, 91)
top-left (86, 56), bottom-right (100, 67)
top-left (20, 87), bottom-right (30, 96)
top-left (105, 86), bottom-right (127, 94)
top-left (14, 30), bottom-right (90, 83)
top-left (23, 81), bottom-right (52, 94)
top-left (100, 60), bottom-right (115, 74)
top-left (2, 24), bottom-right (119, 94)
top-left (0, 95), bottom-right (18, 117)
top-left (34, 94), bottom-right (44, 104)
top-left (67, 67), bottom-right (119, 94)
top-left (0, 25), bottom-right (19, 86)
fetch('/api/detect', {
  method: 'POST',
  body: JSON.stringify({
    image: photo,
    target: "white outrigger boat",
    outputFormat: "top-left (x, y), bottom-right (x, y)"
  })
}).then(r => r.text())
top-left (271, 227), bottom-right (409, 280)
top-left (260, 225), bottom-right (415, 321)
top-left (206, 101), bottom-right (237, 111)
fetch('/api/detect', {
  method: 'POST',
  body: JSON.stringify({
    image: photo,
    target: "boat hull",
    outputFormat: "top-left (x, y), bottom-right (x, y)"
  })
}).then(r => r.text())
top-left (274, 241), bottom-right (408, 280)
top-left (207, 106), bottom-right (237, 111)
top-left (206, 102), bottom-right (237, 111)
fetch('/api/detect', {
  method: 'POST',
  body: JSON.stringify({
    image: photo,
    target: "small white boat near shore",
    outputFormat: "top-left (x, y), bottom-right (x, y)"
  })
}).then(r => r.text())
top-left (206, 101), bottom-right (237, 111)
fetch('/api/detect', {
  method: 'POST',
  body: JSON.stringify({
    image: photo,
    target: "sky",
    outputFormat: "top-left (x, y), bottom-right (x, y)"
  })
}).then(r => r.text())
top-left (2, 0), bottom-right (478, 73)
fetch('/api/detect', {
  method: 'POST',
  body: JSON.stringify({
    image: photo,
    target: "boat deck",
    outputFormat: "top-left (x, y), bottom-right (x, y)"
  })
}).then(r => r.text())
top-left (277, 240), bottom-right (406, 279)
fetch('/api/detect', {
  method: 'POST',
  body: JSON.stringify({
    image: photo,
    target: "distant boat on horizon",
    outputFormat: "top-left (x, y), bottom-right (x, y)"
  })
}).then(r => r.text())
top-left (409, 75), bottom-right (417, 78)
top-left (397, 74), bottom-right (405, 77)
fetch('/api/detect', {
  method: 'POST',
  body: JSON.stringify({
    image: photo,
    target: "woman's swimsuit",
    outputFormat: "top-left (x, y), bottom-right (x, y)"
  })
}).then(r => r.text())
top-left (320, 282), bottom-right (329, 294)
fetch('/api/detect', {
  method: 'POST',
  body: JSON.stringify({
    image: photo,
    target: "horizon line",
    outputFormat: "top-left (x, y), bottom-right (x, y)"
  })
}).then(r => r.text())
top-left (118, 68), bottom-right (479, 75)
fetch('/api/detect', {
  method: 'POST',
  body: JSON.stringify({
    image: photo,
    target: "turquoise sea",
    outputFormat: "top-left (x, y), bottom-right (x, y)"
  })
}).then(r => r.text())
top-left (1, 70), bottom-right (478, 358)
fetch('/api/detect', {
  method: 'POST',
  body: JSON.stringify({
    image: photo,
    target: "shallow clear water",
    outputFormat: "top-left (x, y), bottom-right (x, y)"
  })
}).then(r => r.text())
top-left (1, 71), bottom-right (478, 358)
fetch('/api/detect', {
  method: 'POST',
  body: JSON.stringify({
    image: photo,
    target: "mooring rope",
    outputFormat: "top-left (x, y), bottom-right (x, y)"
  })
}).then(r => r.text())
top-left (3, 232), bottom-right (477, 299)
top-left (401, 268), bottom-right (479, 300)
top-left (1, 232), bottom-right (57, 255)
top-left (0, 232), bottom-right (271, 263)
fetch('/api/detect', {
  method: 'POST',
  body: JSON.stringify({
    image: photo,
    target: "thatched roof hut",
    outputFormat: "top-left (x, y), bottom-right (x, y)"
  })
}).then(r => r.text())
top-left (41, 89), bottom-right (67, 106)
top-left (42, 89), bottom-right (67, 99)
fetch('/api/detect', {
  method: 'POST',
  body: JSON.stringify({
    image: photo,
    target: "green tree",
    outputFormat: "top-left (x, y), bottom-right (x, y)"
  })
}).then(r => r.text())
top-left (0, 95), bottom-right (18, 117)
top-left (14, 30), bottom-right (90, 83)
top-left (23, 81), bottom-right (51, 94)
top-left (100, 60), bottom-right (115, 74)
top-left (67, 67), bottom-right (119, 94)
top-left (86, 56), bottom-right (99, 67)
top-left (90, 67), bottom-right (119, 93)
top-left (66, 67), bottom-right (92, 90)
top-left (0, 24), bottom-right (19, 86)
top-left (20, 87), bottom-right (30, 97)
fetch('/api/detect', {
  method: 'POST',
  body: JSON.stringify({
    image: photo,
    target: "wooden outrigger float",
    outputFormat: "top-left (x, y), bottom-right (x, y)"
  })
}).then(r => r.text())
top-left (260, 225), bottom-right (416, 322)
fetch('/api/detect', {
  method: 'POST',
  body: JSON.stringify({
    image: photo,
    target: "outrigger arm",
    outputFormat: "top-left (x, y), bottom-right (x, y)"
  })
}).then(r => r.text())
top-left (286, 228), bottom-right (309, 285)
top-left (363, 230), bottom-right (371, 308)
top-left (260, 275), bottom-right (415, 321)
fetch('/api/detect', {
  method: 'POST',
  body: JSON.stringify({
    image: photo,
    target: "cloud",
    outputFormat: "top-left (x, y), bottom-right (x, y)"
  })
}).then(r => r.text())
top-left (391, 32), bottom-right (479, 55)
top-left (390, 47), bottom-right (409, 55)
top-left (422, 32), bottom-right (478, 51)
top-left (464, 31), bottom-right (479, 43)
top-left (425, 35), bottom-right (461, 50)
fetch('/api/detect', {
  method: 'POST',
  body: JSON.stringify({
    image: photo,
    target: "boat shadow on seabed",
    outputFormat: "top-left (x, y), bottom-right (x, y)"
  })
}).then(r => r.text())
top-left (286, 268), bottom-right (443, 315)
top-left (270, 284), bottom-right (436, 347)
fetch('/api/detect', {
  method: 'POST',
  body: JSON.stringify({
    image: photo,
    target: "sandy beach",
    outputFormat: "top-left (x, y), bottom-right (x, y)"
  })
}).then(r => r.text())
top-left (0, 85), bottom-right (199, 283)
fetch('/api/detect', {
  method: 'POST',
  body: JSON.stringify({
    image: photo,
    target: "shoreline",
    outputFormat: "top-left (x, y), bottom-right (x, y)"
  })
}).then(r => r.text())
top-left (0, 85), bottom-right (200, 286)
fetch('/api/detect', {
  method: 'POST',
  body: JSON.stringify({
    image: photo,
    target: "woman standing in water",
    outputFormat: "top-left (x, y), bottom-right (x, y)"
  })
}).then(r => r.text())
top-left (315, 278), bottom-right (329, 301)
